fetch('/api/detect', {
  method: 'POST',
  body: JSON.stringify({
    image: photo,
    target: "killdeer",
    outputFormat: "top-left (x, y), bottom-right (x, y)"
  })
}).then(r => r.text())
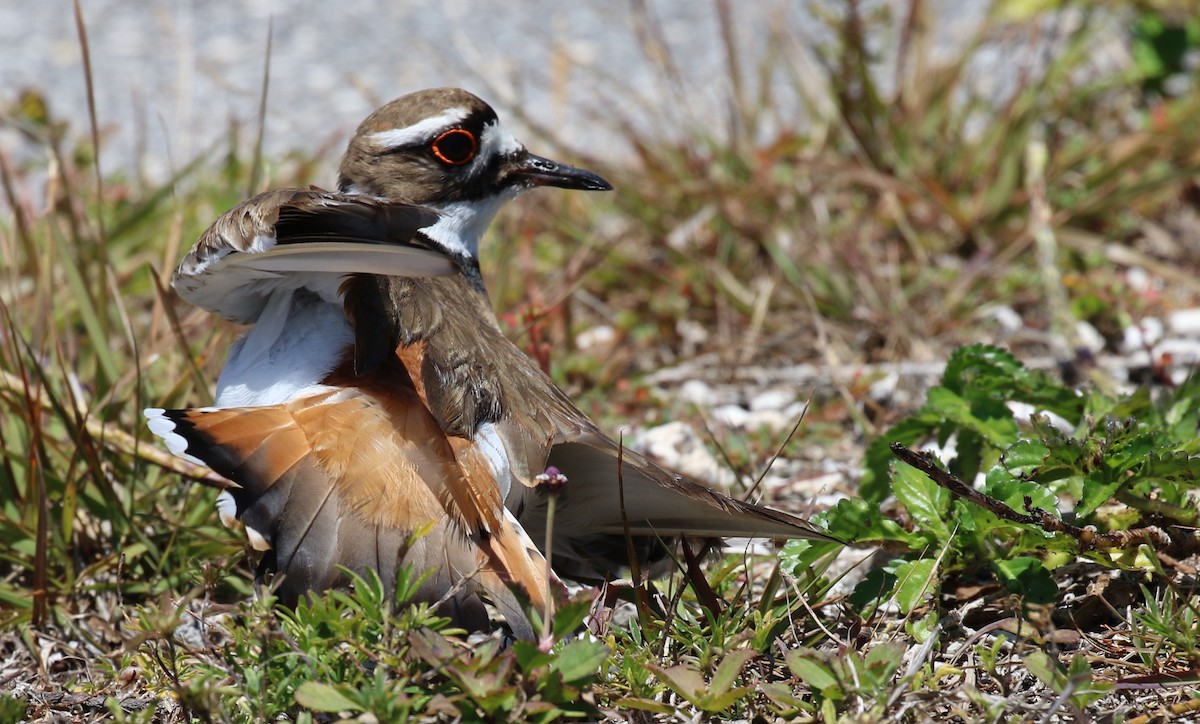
top-left (146, 88), bottom-right (836, 637)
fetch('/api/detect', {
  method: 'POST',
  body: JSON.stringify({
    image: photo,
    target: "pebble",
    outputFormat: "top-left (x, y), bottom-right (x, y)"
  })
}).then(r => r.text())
top-left (632, 421), bottom-right (735, 488)
top-left (710, 404), bottom-right (750, 428)
top-left (678, 379), bottom-right (717, 407)
top-left (748, 388), bottom-right (795, 412)
top-left (985, 305), bottom-right (1024, 333)
top-left (1168, 308), bottom-right (1200, 335)
top-left (1121, 317), bottom-right (1164, 352)
top-left (868, 371), bottom-right (900, 402)
top-left (574, 324), bottom-right (616, 353)
top-left (1075, 320), bottom-right (1106, 354)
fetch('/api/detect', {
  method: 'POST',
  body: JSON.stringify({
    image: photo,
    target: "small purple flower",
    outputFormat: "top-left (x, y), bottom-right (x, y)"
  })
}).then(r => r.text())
top-left (534, 465), bottom-right (568, 492)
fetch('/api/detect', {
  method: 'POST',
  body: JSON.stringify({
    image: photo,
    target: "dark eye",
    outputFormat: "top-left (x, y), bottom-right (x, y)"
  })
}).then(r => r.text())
top-left (431, 129), bottom-right (478, 165)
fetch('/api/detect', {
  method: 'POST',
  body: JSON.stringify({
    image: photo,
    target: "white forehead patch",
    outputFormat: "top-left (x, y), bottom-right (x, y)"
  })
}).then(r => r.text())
top-left (479, 120), bottom-right (523, 158)
top-left (366, 106), bottom-right (471, 149)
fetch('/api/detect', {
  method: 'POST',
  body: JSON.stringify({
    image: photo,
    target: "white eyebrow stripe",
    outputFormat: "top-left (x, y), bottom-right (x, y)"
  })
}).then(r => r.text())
top-left (479, 119), bottom-right (522, 158)
top-left (366, 106), bottom-right (471, 149)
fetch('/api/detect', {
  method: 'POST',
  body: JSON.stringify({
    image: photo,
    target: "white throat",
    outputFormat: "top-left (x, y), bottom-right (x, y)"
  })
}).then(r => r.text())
top-left (418, 192), bottom-right (520, 260)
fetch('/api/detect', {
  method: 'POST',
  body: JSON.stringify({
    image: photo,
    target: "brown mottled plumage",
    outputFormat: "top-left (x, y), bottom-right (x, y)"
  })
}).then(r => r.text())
top-left (147, 88), bottom-right (837, 638)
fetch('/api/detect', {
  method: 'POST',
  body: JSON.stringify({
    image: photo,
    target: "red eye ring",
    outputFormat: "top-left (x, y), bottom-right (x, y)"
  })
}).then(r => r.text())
top-left (431, 129), bottom-right (478, 165)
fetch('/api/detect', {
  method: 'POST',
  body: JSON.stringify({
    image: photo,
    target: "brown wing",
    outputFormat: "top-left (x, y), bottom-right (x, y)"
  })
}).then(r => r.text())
top-left (343, 274), bottom-right (840, 584)
top-left (174, 189), bottom-right (453, 323)
top-left (146, 353), bottom-right (555, 637)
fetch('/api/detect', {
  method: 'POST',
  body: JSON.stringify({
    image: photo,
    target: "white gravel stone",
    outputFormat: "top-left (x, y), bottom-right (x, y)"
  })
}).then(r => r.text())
top-left (1125, 266), bottom-right (1151, 292)
top-left (868, 371), bottom-right (900, 402)
top-left (574, 324), bottom-right (616, 353)
top-left (1168, 308), bottom-right (1200, 336)
top-left (1075, 320), bottom-right (1106, 353)
top-left (1008, 402), bottom-right (1075, 433)
top-left (1122, 317), bottom-right (1164, 352)
top-left (632, 421), bottom-right (735, 488)
top-left (678, 379), bottom-right (717, 407)
top-left (783, 401), bottom-right (811, 420)
top-left (711, 404), bottom-right (751, 429)
top-left (748, 388), bottom-right (796, 412)
top-left (985, 305), bottom-right (1024, 333)
top-left (745, 409), bottom-right (791, 433)
top-left (1157, 338), bottom-right (1200, 365)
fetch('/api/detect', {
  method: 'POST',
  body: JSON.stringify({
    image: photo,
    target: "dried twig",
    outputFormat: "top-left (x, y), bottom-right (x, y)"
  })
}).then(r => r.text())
top-left (890, 443), bottom-right (1171, 551)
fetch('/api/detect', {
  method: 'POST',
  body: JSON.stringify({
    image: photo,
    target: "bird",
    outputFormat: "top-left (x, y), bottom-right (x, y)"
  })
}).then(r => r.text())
top-left (146, 88), bottom-right (837, 638)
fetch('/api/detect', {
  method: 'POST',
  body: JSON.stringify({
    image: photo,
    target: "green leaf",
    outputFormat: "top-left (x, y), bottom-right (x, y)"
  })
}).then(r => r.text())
top-left (1024, 650), bottom-right (1063, 691)
top-left (849, 568), bottom-right (897, 611)
top-left (863, 410), bottom-right (948, 502)
top-left (1001, 440), bottom-right (1050, 475)
top-left (814, 498), bottom-right (921, 547)
top-left (0, 694), bottom-right (27, 724)
top-left (650, 663), bottom-right (706, 705)
top-left (1078, 468), bottom-right (1122, 518)
top-left (983, 466), bottom-right (1057, 517)
top-left (294, 682), bottom-right (362, 713)
top-left (862, 642), bottom-right (906, 687)
top-left (760, 682), bottom-right (808, 711)
top-left (893, 558), bottom-right (938, 614)
top-left (702, 686), bottom-right (756, 712)
top-left (778, 537), bottom-right (842, 581)
top-left (893, 459), bottom-right (950, 539)
top-left (552, 597), bottom-right (594, 639)
top-left (710, 649), bottom-right (756, 696)
top-left (993, 557), bottom-right (1058, 603)
top-left (786, 650), bottom-right (839, 694)
top-left (512, 641), bottom-right (555, 673)
top-left (551, 640), bottom-right (609, 683)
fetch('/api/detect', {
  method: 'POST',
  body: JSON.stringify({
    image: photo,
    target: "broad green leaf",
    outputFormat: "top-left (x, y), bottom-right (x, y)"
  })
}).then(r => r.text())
top-left (892, 460), bottom-right (950, 539)
top-left (862, 642), bottom-right (906, 686)
top-left (649, 663), bottom-right (706, 705)
top-left (984, 467), bottom-right (1057, 517)
top-left (294, 682), bottom-right (361, 713)
top-left (1000, 440), bottom-right (1050, 475)
top-left (993, 557), bottom-right (1058, 603)
top-left (760, 682), bottom-right (808, 711)
top-left (778, 538), bottom-right (843, 579)
top-left (1078, 468), bottom-right (1122, 517)
top-left (512, 641), bottom-right (555, 672)
top-left (552, 597), bottom-right (594, 639)
top-left (785, 651), bottom-right (840, 694)
top-left (894, 558), bottom-right (938, 614)
top-left (551, 640), bottom-right (608, 683)
top-left (815, 498), bottom-right (921, 547)
top-left (710, 649), bottom-right (756, 696)
top-left (905, 611), bottom-right (940, 644)
top-left (1024, 651), bottom-right (1063, 691)
top-left (702, 686), bottom-right (756, 712)
top-left (849, 568), bottom-right (897, 611)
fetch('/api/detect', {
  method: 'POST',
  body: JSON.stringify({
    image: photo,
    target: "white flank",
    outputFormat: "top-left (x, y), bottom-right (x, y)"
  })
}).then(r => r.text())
top-left (215, 290), bottom-right (352, 407)
top-left (474, 422), bottom-right (514, 501)
top-left (216, 491), bottom-right (240, 528)
top-left (367, 106), bottom-right (471, 149)
top-left (143, 408), bottom-right (207, 466)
